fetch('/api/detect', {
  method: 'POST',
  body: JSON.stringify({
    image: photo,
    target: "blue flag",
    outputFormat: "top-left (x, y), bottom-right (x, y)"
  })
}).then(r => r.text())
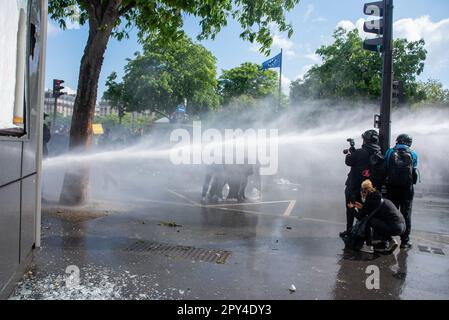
top-left (262, 53), bottom-right (282, 70)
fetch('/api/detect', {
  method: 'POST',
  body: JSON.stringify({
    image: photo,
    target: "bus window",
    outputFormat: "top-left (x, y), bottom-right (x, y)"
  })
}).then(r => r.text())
top-left (0, 0), bottom-right (29, 136)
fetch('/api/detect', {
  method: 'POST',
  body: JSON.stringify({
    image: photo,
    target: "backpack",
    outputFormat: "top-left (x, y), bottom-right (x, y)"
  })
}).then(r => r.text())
top-left (341, 199), bottom-right (385, 251)
top-left (387, 148), bottom-right (413, 187)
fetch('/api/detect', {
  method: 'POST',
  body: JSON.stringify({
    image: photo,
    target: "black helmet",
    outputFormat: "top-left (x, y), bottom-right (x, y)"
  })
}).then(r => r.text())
top-left (362, 129), bottom-right (379, 144)
top-left (396, 134), bottom-right (412, 147)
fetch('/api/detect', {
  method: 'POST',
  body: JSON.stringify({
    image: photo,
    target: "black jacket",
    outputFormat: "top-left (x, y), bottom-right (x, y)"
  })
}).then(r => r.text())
top-left (355, 191), bottom-right (405, 226)
top-left (345, 143), bottom-right (381, 190)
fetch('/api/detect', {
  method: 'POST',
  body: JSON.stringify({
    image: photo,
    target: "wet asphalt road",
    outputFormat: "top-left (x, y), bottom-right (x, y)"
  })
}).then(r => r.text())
top-left (9, 179), bottom-right (449, 300)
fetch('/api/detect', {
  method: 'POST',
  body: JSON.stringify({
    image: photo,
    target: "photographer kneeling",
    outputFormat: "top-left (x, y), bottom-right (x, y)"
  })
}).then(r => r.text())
top-left (349, 180), bottom-right (406, 254)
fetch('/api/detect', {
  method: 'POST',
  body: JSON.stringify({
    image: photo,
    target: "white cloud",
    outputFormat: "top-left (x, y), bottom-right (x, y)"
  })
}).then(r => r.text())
top-left (249, 23), bottom-right (296, 57)
top-left (304, 53), bottom-right (321, 64)
top-left (47, 18), bottom-right (79, 37)
top-left (47, 21), bottom-right (61, 36)
top-left (394, 16), bottom-right (449, 71)
top-left (64, 86), bottom-right (77, 95)
top-left (313, 17), bottom-right (327, 23)
top-left (336, 16), bottom-right (449, 76)
top-left (295, 64), bottom-right (314, 81)
top-left (281, 74), bottom-right (291, 95)
top-left (336, 20), bottom-right (356, 31)
top-left (65, 19), bottom-right (80, 30)
top-left (336, 18), bottom-right (372, 37)
top-left (272, 34), bottom-right (295, 56)
top-left (303, 4), bottom-right (315, 22)
top-left (65, 4), bottom-right (81, 29)
top-left (249, 42), bottom-right (260, 53)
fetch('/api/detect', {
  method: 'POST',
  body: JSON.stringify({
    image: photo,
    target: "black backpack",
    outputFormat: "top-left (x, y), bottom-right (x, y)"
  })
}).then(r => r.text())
top-left (341, 199), bottom-right (385, 251)
top-left (387, 148), bottom-right (413, 187)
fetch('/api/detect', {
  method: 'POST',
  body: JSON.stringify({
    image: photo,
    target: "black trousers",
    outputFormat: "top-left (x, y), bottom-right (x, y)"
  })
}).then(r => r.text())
top-left (345, 186), bottom-right (359, 231)
top-left (209, 173), bottom-right (224, 199)
top-left (387, 186), bottom-right (414, 242)
top-left (368, 218), bottom-right (406, 242)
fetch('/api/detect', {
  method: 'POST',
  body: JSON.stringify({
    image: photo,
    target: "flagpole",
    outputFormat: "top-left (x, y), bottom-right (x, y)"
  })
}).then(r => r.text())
top-left (278, 49), bottom-right (283, 111)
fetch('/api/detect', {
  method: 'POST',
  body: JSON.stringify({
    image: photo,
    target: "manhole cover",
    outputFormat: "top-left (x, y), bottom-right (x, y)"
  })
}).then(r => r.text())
top-left (123, 241), bottom-right (231, 264)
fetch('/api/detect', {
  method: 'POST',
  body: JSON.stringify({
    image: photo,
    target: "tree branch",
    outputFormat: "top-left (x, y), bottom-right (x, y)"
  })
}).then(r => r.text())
top-left (118, 0), bottom-right (137, 15)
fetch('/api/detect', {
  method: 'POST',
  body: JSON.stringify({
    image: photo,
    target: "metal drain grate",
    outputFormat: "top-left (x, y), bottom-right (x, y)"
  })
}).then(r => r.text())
top-left (418, 245), bottom-right (445, 256)
top-left (123, 241), bottom-right (231, 264)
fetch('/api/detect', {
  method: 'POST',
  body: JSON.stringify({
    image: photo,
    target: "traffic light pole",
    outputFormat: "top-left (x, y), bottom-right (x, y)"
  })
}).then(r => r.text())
top-left (52, 95), bottom-right (58, 133)
top-left (52, 79), bottom-right (64, 133)
top-left (379, 0), bottom-right (393, 153)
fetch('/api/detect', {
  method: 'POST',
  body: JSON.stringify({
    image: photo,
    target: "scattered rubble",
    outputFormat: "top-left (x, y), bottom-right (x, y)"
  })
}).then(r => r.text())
top-left (8, 265), bottom-right (185, 300)
top-left (158, 221), bottom-right (183, 228)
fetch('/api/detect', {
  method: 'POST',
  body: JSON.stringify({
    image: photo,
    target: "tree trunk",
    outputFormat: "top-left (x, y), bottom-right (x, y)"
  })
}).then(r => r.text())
top-left (59, 2), bottom-right (120, 205)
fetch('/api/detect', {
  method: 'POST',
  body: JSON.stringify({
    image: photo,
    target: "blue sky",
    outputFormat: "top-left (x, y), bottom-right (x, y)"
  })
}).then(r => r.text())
top-left (45, 0), bottom-right (449, 97)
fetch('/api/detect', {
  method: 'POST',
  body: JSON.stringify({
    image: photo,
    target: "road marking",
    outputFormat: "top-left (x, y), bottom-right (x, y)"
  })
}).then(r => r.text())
top-left (207, 206), bottom-right (264, 215)
top-left (283, 200), bottom-right (296, 217)
top-left (299, 217), bottom-right (345, 226)
top-left (204, 200), bottom-right (295, 208)
top-left (132, 198), bottom-right (199, 208)
top-left (166, 188), bottom-right (201, 207)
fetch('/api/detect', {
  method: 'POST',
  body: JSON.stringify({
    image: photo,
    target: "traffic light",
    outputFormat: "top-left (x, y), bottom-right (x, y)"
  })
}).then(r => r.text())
top-left (53, 79), bottom-right (65, 98)
top-left (363, 1), bottom-right (384, 52)
top-left (392, 80), bottom-right (404, 105)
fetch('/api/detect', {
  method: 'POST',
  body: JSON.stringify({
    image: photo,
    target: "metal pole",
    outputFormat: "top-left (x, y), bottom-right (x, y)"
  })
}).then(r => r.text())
top-left (278, 49), bottom-right (283, 111)
top-left (379, 0), bottom-right (394, 153)
top-left (52, 95), bottom-right (58, 133)
top-left (36, 0), bottom-right (49, 248)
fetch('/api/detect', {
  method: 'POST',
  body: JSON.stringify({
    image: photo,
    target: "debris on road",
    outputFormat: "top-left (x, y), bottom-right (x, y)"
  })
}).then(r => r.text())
top-left (158, 221), bottom-right (183, 228)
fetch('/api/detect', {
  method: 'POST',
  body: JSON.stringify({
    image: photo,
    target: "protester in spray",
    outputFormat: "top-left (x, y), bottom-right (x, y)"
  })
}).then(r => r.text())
top-left (43, 113), bottom-right (51, 157)
top-left (346, 179), bottom-right (406, 254)
top-left (201, 164), bottom-right (225, 203)
top-left (224, 164), bottom-right (242, 201)
top-left (385, 134), bottom-right (418, 249)
top-left (100, 127), bottom-right (111, 145)
top-left (342, 129), bottom-right (384, 236)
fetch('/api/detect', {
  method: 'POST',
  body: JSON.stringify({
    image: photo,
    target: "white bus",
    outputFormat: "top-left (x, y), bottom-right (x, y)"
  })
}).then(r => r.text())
top-left (0, 0), bottom-right (47, 298)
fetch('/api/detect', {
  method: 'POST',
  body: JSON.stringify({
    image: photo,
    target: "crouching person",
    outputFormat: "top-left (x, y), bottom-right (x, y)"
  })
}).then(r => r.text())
top-left (348, 180), bottom-right (406, 254)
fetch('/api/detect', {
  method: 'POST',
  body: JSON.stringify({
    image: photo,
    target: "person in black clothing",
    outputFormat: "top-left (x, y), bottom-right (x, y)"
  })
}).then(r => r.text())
top-left (343, 130), bottom-right (381, 234)
top-left (201, 164), bottom-right (225, 203)
top-left (237, 164), bottom-right (253, 201)
top-left (43, 113), bottom-right (51, 157)
top-left (349, 179), bottom-right (406, 253)
top-left (385, 134), bottom-right (418, 249)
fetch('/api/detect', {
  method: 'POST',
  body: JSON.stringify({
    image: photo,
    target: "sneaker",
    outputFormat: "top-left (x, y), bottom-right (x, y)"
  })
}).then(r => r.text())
top-left (339, 230), bottom-right (349, 238)
top-left (360, 244), bottom-right (374, 254)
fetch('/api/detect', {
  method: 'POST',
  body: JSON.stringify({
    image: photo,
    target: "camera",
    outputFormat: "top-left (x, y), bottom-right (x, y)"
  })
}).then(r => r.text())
top-left (343, 138), bottom-right (355, 154)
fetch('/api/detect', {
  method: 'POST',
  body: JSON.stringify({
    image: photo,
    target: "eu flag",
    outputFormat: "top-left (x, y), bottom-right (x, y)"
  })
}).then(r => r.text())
top-left (262, 53), bottom-right (282, 70)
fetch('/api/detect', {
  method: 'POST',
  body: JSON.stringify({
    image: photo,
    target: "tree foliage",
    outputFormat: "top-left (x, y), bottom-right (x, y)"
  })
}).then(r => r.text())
top-left (104, 34), bottom-right (220, 116)
top-left (414, 79), bottom-right (449, 107)
top-left (49, 0), bottom-right (301, 205)
top-left (290, 28), bottom-right (427, 103)
top-left (219, 62), bottom-right (278, 106)
top-left (49, 0), bottom-right (300, 55)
